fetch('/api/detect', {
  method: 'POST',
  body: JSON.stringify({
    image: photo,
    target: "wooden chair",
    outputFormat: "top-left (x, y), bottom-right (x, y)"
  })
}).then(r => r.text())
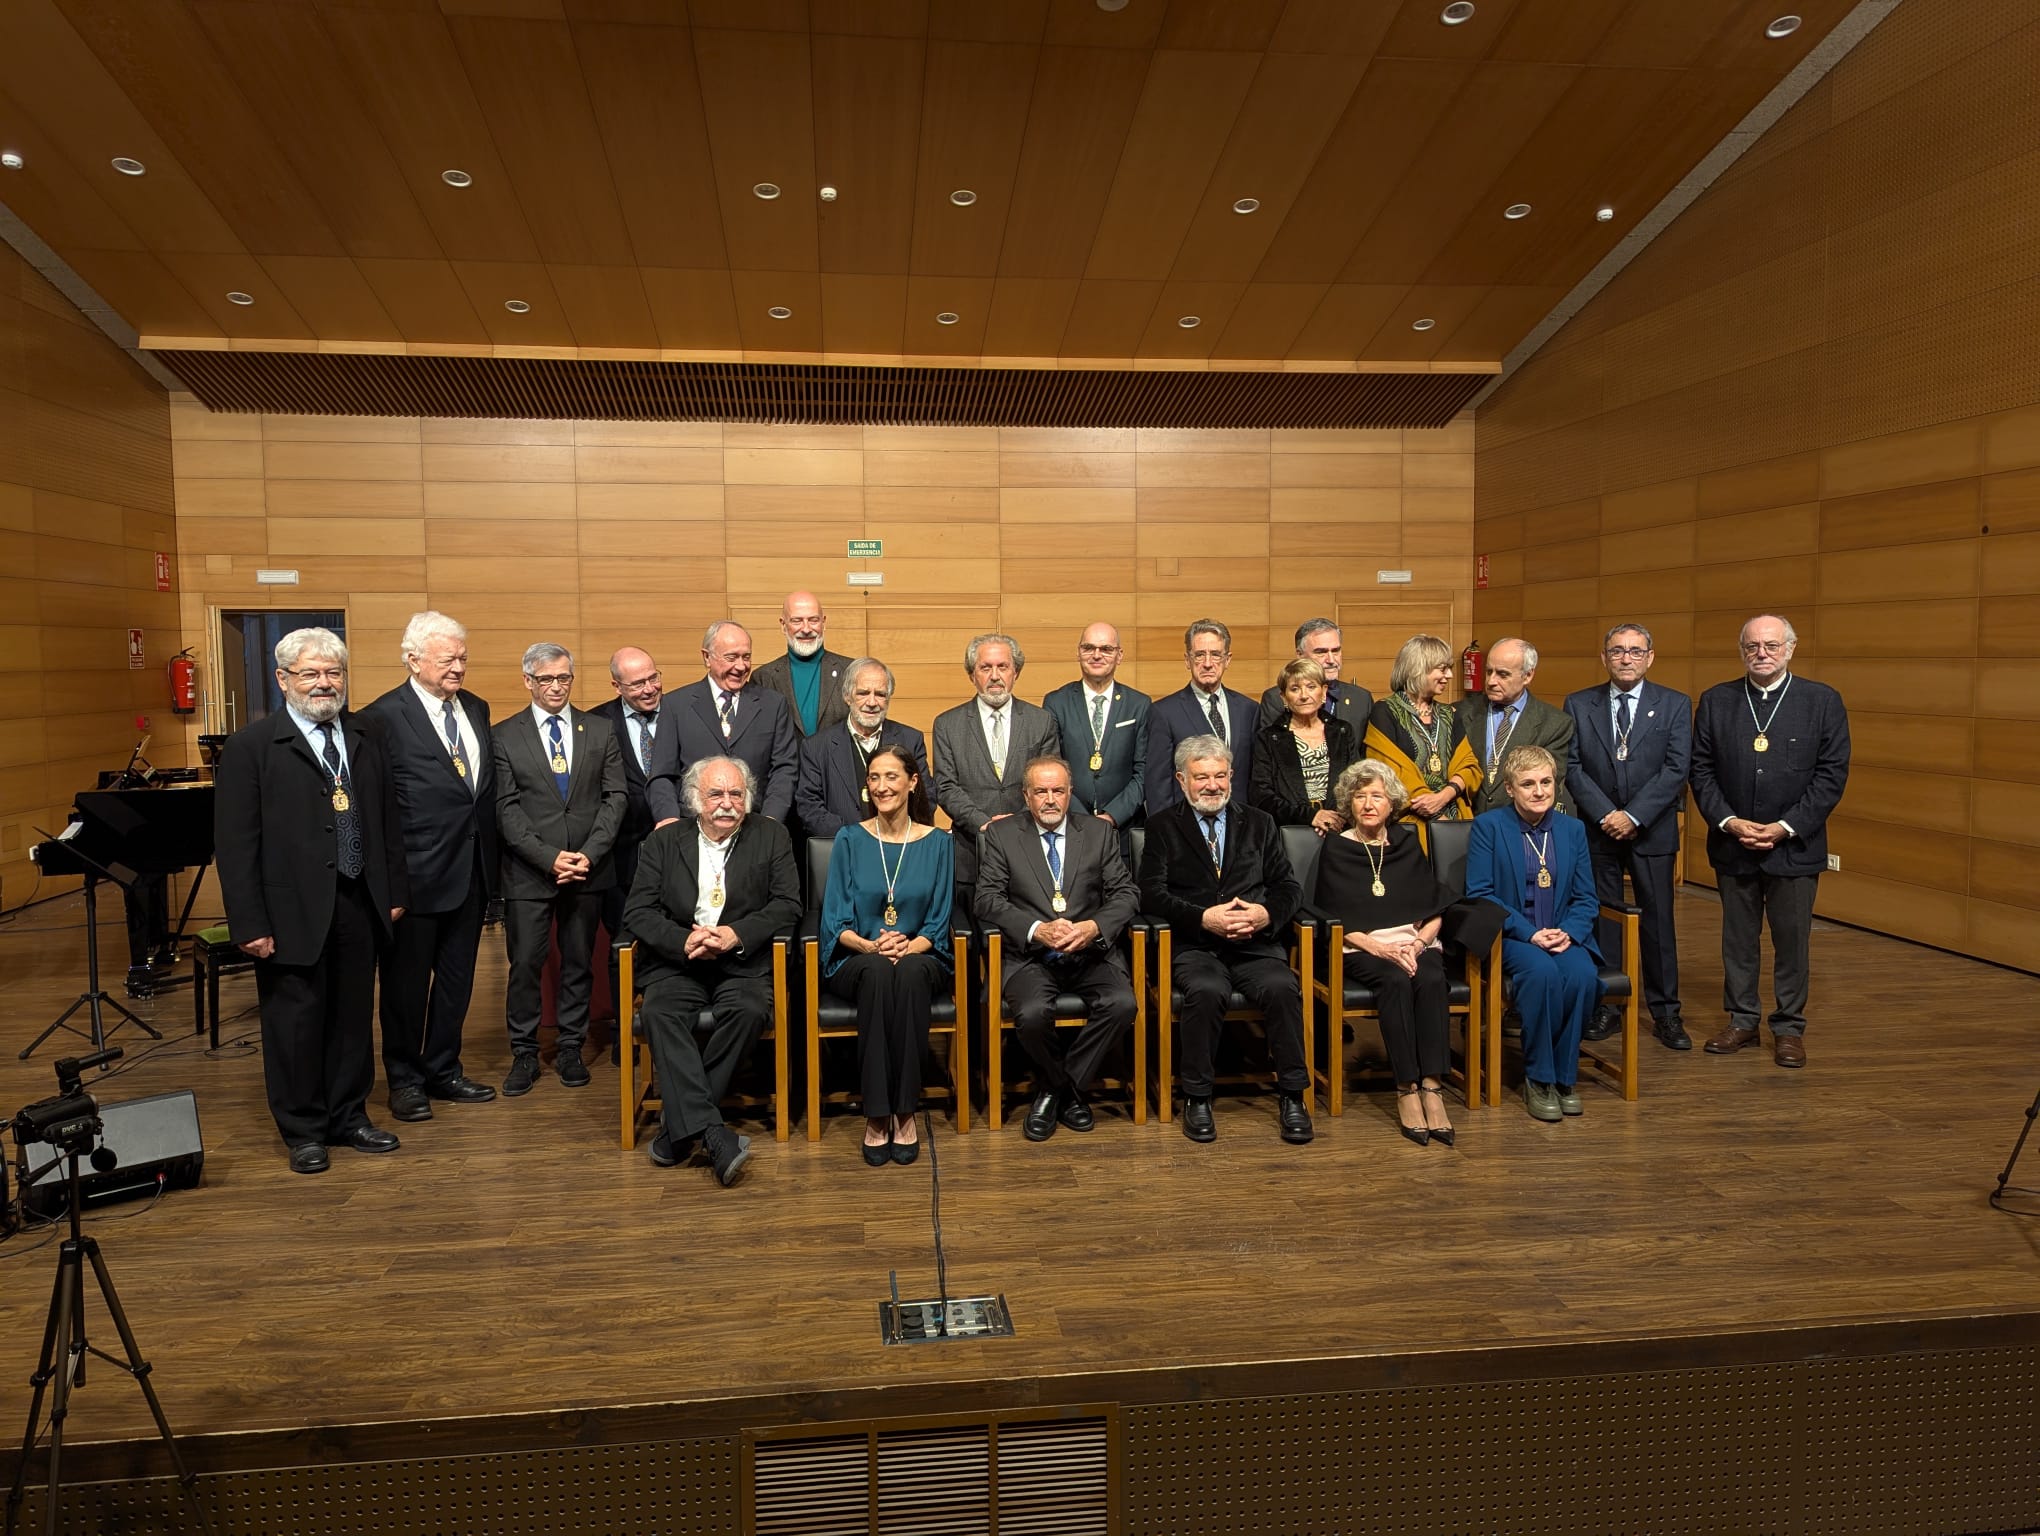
top-left (802, 835), bottom-right (971, 1140)
top-left (615, 933), bottom-right (792, 1150)
top-left (1141, 824), bottom-right (1322, 1123)
top-left (1479, 884), bottom-right (1642, 1106)
top-left (982, 921), bottom-right (1146, 1129)
top-left (1306, 817), bottom-right (1495, 1116)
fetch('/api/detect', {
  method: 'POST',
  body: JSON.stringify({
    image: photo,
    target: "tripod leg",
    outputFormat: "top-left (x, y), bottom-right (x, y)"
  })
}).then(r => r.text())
top-left (1993, 1088), bottom-right (2040, 1202)
top-left (4, 1248), bottom-right (76, 1535)
top-left (92, 991), bottom-right (164, 1045)
top-left (16, 999), bottom-right (91, 1062)
top-left (78, 1240), bottom-right (197, 1491)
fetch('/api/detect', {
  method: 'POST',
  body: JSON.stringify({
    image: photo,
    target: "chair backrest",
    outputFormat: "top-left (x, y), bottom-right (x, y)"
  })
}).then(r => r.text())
top-left (1279, 823), bottom-right (1323, 905)
top-left (1127, 827), bottom-right (1145, 882)
top-left (1427, 817), bottom-right (1474, 897)
top-left (805, 834), bottom-right (836, 919)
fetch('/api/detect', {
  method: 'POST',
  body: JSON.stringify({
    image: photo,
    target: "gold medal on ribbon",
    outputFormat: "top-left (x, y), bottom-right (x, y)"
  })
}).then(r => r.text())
top-left (1051, 892), bottom-right (1067, 914)
top-left (332, 786), bottom-right (351, 812)
top-left (1370, 879), bottom-right (1385, 897)
top-left (551, 752), bottom-right (569, 772)
top-left (1088, 751), bottom-right (1103, 772)
top-left (710, 883), bottom-right (724, 906)
top-left (1428, 753), bottom-right (1442, 774)
top-left (1615, 745), bottom-right (1628, 762)
top-left (883, 902), bottom-right (898, 927)
top-left (1753, 734), bottom-right (1769, 752)
top-left (454, 758), bottom-right (467, 777)
top-left (1536, 867), bottom-right (1552, 888)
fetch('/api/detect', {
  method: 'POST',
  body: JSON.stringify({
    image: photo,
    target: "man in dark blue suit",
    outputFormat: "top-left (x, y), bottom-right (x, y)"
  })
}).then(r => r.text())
top-left (1040, 622), bottom-right (1149, 839)
top-left (589, 645), bottom-right (665, 1061)
top-left (1143, 618), bottom-right (1259, 816)
top-left (1564, 624), bottom-right (1693, 1050)
top-left (1256, 618), bottom-right (1373, 729)
top-left (795, 658), bottom-right (929, 840)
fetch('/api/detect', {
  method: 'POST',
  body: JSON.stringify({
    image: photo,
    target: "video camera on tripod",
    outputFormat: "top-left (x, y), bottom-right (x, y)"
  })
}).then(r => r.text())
top-left (3, 1050), bottom-right (122, 1238)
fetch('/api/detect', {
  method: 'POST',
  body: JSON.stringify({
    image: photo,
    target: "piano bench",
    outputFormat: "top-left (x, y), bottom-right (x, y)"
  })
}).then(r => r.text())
top-left (193, 925), bottom-right (256, 1049)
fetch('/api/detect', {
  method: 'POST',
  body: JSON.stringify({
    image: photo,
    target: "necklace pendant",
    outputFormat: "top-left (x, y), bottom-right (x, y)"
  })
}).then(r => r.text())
top-left (1537, 866), bottom-right (1553, 888)
top-left (710, 883), bottom-right (724, 905)
top-left (1370, 878), bottom-right (1385, 898)
top-left (331, 786), bottom-right (351, 813)
top-left (1051, 892), bottom-right (1067, 914)
top-left (1615, 744), bottom-right (1628, 762)
top-left (1427, 753), bottom-right (1442, 774)
top-left (882, 902), bottom-right (898, 927)
top-left (550, 752), bottom-right (569, 773)
top-left (454, 758), bottom-right (467, 777)
top-left (1753, 733), bottom-right (1770, 752)
top-left (1088, 751), bottom-right (1103, 772)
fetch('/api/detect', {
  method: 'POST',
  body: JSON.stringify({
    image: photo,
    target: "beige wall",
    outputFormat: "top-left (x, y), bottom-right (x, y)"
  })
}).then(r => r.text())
top-left (1473, 2), bottom-right (2040, 972)
top-left (169, 406), bottom-right (1473, 747)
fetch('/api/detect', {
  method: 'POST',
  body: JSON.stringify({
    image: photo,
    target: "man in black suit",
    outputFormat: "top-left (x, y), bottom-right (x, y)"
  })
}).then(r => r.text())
top-left (795, 657), bottom-right (929, 840)
top-left (1040, 621), bottom-right (1149, 839)
top-left (589, 645), bottom-right (665, 1057)
top-left (1138, 733), bottom-right (1311, 1146)
top-left (1461, 637), bottom-right (1575, 816)
top-left (931, 633), bottom-right (1061, 899)
top-left (215, 628), bottom-right (409, 1174)
top-left (975, 757), bottom-right (1139, 1140)
top-left (359, 609), bottom-right (499, 1124)
top-left (646, 621), bottom-right (802, 828)
top-left (493, 642), bottom-right (627, 1097)
top-left (1564, 624), bottom-right (1694, 1050)
top-left (751, 589), bottom-right (852, 738)
top-left (625, 756), bottom-right (801, 1186)
top-left (1143, 619), bottom-right (1260, 816)
top-left (1256, 618), bottom-right (1374, 729)
top-left (1689, 614), bottom-right (1850, 1069)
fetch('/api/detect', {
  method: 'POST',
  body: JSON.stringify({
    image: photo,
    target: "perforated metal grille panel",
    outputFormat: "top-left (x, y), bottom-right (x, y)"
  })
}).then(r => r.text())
top-left (1123, 1346), bottom-right (2040, 1536)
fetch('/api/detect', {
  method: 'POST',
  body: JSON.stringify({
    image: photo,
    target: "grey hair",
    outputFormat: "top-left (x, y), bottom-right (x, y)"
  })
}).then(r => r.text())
top-left (1389, 634), bottom-right (1452, 696)
top-left (964, 633), bottom-right (1025, 674)
top-left (1173, 732), bottom-right (1232, 775)
top-left (522, 642), bottom-right (573, 676)
top-left (1184, 618), bottom-right (1231, 652)
top-left (399, 610), bottom-right (465, 661)
top-left (1742, 614), bottom-right (1799, 646)
top-left (681, 755), bottom-right (755, 816)
top-left (1603, 623), bottom-right (1654, 650)
top-left (276, 626), bottom-right (348, 672)
top-left (1023, 754), bottom-right (1071, 785)
top-left (702, 620), bottom-right (750, 655)
top-left (1332, 757), bottom-right (1407, 814)
top-left (1293, 617), bottom-right (1339, 650)
top-left (1492, 636), bottom-right (1540, 672)
top-left (842, 657), bottom-right (895, 702)
top-left (1499, 743), bottom-right (1557, 785)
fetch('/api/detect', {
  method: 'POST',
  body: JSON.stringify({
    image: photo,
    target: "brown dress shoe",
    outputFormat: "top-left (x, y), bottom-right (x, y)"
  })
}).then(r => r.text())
top-left (1705, 1024), bottom-right (1761, 1054)
top-left (1773, 1035), bottom-right (1806, 1068)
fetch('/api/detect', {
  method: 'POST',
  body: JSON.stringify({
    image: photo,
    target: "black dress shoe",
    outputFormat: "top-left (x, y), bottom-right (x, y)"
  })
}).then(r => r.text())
top-left (344, 1125), bottom-right (401, 1154)
top-left (862, 1137), bottom-right (893, 1167)
top-left (1058, 1095), bottom-right (1095, 1132)
top-left (502, 1052), bottom-right (541, 1096)
top-left (1278, 1091), bottom-right (1314, 1145)
top-left (1655, 1016), bottom-right (1693, 1051)
top-left (1182, 1096), bottom-right (1216, 1143)
top-left (705, 1126), bottom-right (752, 1187)
top-left (647, 1131), bottom-right (682, 1168)
top-left (288, 1143), bottom-right (329, 1175)
top-left (388, 1086), bottom-right (432, 1123)
top-left (1582, 1006), bottom-right (1622, 1043)
top-left (556, 1046), bottom-right (591, 1088)
top-left (427, 1075), bottom-right (497, 1103)
top-left (1022, 1090), bottom-right (1058, 1142)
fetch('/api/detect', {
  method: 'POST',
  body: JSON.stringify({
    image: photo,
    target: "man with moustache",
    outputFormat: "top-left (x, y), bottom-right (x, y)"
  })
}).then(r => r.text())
top-left (1138, 735), bottom-right (1311, 1146)
top-left (1257, 618), bottom-right (1374, 729)
top-left (1461, 637), bottom-right (1575, 817)
top-left (1040, 622), bottom-right (1149, 844)
top-left (590, 645), bottom-right (665, 1057)
top-left (1143, 619), bottom-right (1260, 816)
top-left (359, 610), bottom-right (499, 1123)
top-left (626, 757), bottom-right (800, 1186)
top-left (752, 589), bottom-right (852, 738)
top-left (931, 633), bottom-right (1061, 905)
top-left (215, 628), bottom-right (409, 1174)
top-left (647, 621), bottom-right (802, 828)
top-left (976, 757), bottom-right (1140, 1140)
top-left (1690, 614), bottom-right (1851, 1069)
top-left (1564, 624), bottom-right (1694, 1049)
top-left (795, 657), bottom-right (929, 841)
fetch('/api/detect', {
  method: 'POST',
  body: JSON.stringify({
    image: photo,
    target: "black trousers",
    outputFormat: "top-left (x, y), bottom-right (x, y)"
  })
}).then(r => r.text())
top-left (826, 951), bottom-right (947, 1119)
top-left (640, 963), bottom-right (771, 1141)
top-left (1003, 949), bottom-right (1134, 1100)
top-left (378, 870), bottom-right (484, 1091)
top-left (1172, 948), bottom-right (1308, 1097)
top-left (1718, 870), bottom-right (1818, 1036)
top-left (503, 888), bottom-right (602, 1053)
top-left (1589, 835), bottom-right (1680, 1021)
top-left (1343, 947), bottom-right (1451, 1084)
top-left (254, 874), bottom-right (377, 1147)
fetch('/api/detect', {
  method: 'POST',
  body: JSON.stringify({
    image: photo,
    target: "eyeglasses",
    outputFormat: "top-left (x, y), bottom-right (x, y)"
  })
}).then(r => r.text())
top-left (1604, 647), bottom-right (1650, 660)
top-left (618, 671), bottom-right (661, 691)
top-left (1078, 644), bottom-right (1120, 655)
top-left (1739, 640), bottom-right (1790, 655)
top-left (528, 672), bottom-right (574, 687)
top-left (286, 668), bottom-right (346, 683)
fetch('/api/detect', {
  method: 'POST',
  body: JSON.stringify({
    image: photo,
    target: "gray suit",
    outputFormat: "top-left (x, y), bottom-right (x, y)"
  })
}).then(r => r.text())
top-left (752, 647), bottom-right (853, 737)
top-left (1459, 692), bottom-right (1575, 816)
top-left (931, 697), bottom-right (1061, 887)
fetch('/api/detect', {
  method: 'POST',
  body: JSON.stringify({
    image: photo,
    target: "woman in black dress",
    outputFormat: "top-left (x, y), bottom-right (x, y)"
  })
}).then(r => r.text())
top-left (1314, 758), bottom-right (1459, 1146)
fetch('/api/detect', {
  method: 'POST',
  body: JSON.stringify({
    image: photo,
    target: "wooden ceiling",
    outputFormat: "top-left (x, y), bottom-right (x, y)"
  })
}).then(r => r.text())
top-left (0, 0), bottom-right (1851, 370)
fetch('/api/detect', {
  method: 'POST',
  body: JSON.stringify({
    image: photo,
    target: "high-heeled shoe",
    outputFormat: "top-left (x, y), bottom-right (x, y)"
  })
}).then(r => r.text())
top-left (1420, 1085), bottom-right (1454, 1148)
top-left (1395, 1086), bottom-right (1429, 1147)
top-left (862, 1119), bottom-right (894, 1167)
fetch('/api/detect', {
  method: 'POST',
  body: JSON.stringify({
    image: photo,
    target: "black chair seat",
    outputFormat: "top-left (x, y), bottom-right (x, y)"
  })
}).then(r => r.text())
top-left (814, 995), bottom-right (960, 1029)
top-left (1337, 977), bottom-right (1473, 1010)
top-left (1168, 988), bottom-right (1251, 1014)
top-left (632, 1007), bottom-right (716, 1040)
top-left (1500, 968), bottom-right (1630, 1003)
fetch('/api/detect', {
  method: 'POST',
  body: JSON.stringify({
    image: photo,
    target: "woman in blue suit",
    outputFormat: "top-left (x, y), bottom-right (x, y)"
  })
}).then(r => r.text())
top-left (1465, 745), bottom-right (1603, 1122)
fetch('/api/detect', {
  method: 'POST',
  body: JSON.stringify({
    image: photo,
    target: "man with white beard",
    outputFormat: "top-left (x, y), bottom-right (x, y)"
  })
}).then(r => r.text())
top-left (794, 658), bottom-right (930, 840)
top-left (753, 589), bottom-right (852, 738)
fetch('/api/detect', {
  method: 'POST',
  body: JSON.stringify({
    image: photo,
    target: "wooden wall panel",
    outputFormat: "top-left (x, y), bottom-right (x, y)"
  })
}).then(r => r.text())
top-left (1473, 0), bottom-right (2040, 972)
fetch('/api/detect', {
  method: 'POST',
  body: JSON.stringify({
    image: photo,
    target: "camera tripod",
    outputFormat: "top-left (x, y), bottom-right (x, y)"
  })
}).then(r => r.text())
top-left (4, 1142), bottom-right (201, 1536)
top-left (1991, 1083), bottom-right (2040, 1215)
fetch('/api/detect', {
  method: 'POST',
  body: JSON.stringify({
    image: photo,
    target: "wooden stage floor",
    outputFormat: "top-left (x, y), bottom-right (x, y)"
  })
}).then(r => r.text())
top-left (1, 884), bottom-right (2037, 1465)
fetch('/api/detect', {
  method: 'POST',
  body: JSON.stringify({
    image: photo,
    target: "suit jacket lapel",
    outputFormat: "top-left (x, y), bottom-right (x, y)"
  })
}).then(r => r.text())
top-left (1589, 688), bottom-right (1615, 757)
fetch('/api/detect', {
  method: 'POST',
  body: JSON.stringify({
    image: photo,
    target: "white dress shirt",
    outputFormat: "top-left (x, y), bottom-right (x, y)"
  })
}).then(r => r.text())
top-left (410, 677), bottom-right (480, 776)
top-left (530, 703), bottom-right (574, 773)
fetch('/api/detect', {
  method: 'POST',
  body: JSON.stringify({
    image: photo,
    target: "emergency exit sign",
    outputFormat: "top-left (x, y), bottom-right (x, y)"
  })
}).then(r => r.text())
top-left (847, 539), bottom-right (883, 558)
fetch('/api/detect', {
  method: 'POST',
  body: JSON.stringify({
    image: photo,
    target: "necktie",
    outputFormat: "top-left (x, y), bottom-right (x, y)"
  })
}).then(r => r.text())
top-left (1616, 693), bottom-right (1633, 736)
top-left (717, 690), bottom-right (735, 738)
top-left (1205, 693), bottom-right (1226, 744)
top-left (635, 709), bottom-right (656, 771)
top-left (1089, 691), bottom-right (1106, 745)
top-left (1043, 830), bottom-right (1061, 885)
top-left (1200, 813), bottom-right (1223, 877)
top-left (441, 699), bottom-right (473, 794)
top-left (547, 715), bottom-right (570, 801)
top-left (318, 723), bottom-right (364, 879)
top-left (989, 706), bottom-right (1006, 776)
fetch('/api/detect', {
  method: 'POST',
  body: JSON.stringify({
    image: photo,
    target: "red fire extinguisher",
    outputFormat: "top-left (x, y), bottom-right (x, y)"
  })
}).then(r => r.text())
top-left (168, 648), bottom-right (198, 715)
top-left (1461, 641), bottom-right (1484, 696)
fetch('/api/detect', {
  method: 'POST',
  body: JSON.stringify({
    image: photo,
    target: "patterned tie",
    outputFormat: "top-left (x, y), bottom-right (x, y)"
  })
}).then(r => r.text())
top-left (635, 709), bottom-right (656, 771)
top-left (318, 723), bottom-right (364, 879)
top-left (1043, 829), bottom-right (1062, 885)
top-left (1200, 812), bottom-right (1223, 878)
top-left (989, 706), bottom-right (1006, 776)
top-left (1089, 691), bottom-right (1106, 747)
top-left (441, 699), bottom-right (473, 794)
top-left (547, 715), bottom-right (570, 801)
top-left (717, 690), bottom-right (735, 739)
top-left (1205, 693), bottom-right (1226, 744)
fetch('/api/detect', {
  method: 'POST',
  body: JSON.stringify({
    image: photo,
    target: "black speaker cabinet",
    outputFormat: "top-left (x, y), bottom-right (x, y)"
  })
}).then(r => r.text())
top-left (21, 1089), bottom-right (204, 1220)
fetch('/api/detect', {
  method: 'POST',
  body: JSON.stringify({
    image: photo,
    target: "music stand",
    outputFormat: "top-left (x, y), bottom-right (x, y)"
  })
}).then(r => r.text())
top-left (19, 842), bottom-right (158, 1061)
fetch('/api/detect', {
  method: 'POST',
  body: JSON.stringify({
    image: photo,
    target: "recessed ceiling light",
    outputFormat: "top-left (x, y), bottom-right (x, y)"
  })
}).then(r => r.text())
top-left (441, 169), bottom-right (472, 188)
top-left (111, 156), bottom-right (145, 176)
top-left (1096, 0), bottom-right (1129, 10)
top-left (1232, 197), bottom-right (1260, 215)
top-left (226, 291), bottom-right (254, 307)
top-left (1177, 316), bottom-right (1200, 329)
top-left (1411, 318), bottom-right (1436, 332)
top-left (950, 189), bottom-right (977, 207)
top-left (767, 306), bottom-right (792, 320)
top-left (504, 299), bottom-right (531, 314)
top-left (0, 152), bottom-right (21, 171)
top-left (1596, 205), bottom-right (1616, 222)
top-left (935, 312), bottom-right (960, 326)
top-left (1504, 203), bottom-right (1532, 220)
top-left (1765, 14), bottom-right (1802, 37)
top-left (819, 185), bottom-right (838, 202)
top-left (753, 182), bottom-right (781, 200)
top-left (1441, 2), bottom-right (1476, 23)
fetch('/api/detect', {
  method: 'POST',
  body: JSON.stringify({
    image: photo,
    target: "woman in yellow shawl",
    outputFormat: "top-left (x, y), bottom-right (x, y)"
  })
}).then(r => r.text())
top-left (1362, 634), bottom-right (1481, 846)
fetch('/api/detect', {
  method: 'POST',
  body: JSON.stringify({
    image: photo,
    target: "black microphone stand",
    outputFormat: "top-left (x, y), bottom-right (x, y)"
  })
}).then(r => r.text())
top-left (1991, 1084), bottom-right (2040, 1215)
